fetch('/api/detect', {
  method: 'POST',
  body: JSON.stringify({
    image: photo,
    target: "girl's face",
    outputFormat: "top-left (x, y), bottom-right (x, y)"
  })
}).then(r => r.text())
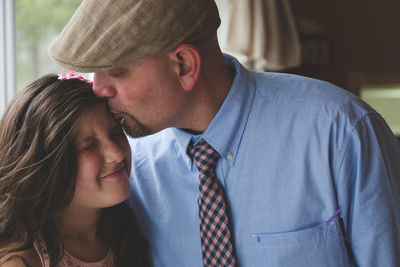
top-left (68, 103), bottom-right (131, 210)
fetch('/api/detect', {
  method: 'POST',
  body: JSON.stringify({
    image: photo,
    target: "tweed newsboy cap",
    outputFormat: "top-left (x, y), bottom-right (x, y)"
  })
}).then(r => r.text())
top-left (48, 0), bottom-right (221, 73)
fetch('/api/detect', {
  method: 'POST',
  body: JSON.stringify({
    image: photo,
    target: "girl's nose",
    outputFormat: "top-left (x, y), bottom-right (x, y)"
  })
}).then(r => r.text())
top-left (103, 140), bottom-right (125, 164)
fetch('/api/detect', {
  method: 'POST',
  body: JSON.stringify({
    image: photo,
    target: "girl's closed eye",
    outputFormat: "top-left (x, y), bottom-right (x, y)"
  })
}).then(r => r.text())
top-left (78, 139), bottom-right (99, 152)
top-left (83, 142), bottom-right (98, 151)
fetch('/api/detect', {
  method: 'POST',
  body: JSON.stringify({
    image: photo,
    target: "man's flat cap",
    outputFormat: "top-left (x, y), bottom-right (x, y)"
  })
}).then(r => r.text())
top-left (48, 0), bottom-right (220, 72)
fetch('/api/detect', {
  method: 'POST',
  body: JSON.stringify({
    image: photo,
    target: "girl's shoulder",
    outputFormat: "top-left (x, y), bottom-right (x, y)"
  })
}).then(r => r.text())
top-left (0, 248), bottom-right (42, 267)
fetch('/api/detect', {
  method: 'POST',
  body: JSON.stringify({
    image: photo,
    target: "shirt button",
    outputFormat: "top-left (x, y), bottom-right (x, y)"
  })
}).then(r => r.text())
top-left (227, 153), bottom-right (234, 161)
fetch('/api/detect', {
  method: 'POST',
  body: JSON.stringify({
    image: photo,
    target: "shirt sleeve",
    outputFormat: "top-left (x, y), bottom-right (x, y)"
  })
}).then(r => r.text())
top-left (336, 112), bottom-right (400, 266)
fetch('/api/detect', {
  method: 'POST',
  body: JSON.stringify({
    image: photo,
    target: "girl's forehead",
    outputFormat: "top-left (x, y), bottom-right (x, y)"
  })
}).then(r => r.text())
top-left (74, 104), bottom-right (105, 133)
top-left (75, 103), bottom-right (118, 138)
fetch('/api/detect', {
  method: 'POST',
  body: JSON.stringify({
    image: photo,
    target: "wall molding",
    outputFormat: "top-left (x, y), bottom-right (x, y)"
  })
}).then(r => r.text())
top-left (0, 0), bottom-right (16, 116)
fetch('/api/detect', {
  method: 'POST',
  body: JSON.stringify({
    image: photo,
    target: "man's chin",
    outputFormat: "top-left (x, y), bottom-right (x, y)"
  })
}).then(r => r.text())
top-left (122, 119), bottom-right (152, 138)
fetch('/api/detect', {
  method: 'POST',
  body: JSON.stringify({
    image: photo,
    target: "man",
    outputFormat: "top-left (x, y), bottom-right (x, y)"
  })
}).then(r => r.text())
top-left (48, 0), bottom-right (400, 266)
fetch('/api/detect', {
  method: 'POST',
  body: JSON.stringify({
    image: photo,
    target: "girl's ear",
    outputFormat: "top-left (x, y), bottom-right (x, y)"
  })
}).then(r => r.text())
top-left (170, 44), bottom-right (201, 91)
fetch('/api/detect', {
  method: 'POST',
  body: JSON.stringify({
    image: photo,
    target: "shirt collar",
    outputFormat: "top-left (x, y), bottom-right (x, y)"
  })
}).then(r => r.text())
top-left (172, 54), bottom-right (256, 165)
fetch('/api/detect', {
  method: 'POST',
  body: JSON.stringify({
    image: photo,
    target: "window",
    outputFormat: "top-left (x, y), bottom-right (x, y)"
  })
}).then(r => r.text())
top-left (361, 86), bottom-right (400, 137)
top-left (1, 0), bottom-right (82, 116)
top-left (15, 0), bottom-right (82, 89)
top-left (0, 0), bottom-right (15, 116)
top-left (350, 71), bottom-right (400, 138)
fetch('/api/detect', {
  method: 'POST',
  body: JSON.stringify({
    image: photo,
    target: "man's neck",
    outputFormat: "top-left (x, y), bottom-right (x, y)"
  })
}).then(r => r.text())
top-left (175, 35), bottom-right (235, 133)
top-left (185, 61), bottom-right (235, 133)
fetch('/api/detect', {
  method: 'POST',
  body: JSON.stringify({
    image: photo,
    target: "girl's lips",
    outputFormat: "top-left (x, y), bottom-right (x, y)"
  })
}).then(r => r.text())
top-left (100, 166), bottom-right (127, 179)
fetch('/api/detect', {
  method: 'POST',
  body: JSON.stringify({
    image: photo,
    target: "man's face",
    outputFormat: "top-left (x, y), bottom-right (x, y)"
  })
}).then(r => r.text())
top-left (93, 53), bottom-right (191, 138)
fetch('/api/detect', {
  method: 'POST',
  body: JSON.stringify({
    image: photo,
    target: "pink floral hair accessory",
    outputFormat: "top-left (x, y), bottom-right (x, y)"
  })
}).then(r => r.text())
top-left (58, 70), bottom-right (93, 85)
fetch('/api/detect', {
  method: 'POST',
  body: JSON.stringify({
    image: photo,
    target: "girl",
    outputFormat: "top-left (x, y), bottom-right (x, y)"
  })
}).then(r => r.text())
top-left (0, 74), bottom-right (149, 266)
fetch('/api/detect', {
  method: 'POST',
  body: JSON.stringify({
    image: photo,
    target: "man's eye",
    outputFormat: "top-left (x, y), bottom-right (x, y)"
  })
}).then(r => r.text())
top-left (110, 71), bottom-right (124, 78)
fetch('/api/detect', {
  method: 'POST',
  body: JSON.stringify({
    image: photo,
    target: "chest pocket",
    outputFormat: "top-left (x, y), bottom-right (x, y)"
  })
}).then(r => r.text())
top-left (249, 217), bottom-right (351, 267)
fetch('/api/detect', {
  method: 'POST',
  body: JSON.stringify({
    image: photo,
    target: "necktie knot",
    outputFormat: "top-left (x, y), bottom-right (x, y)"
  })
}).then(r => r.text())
top-left (190, 141), bottom-right (220, 174)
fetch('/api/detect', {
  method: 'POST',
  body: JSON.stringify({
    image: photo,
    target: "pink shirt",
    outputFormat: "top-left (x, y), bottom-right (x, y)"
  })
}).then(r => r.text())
top-left (34, 236), bottom-right (115, 267)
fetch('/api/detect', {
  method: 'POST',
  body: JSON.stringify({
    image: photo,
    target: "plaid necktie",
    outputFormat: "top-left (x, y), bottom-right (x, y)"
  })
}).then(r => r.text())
top-left (190, 140), bottom-right (237, 267)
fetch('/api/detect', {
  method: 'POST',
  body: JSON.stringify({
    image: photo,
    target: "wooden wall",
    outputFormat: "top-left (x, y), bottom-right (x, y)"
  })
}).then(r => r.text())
top-left (289, 0), bottom-right (400, 94)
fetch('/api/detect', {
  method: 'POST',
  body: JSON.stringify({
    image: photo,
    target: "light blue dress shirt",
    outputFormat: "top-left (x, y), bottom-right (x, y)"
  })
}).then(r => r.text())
top-left (128, 55), bottom-right (400, 266)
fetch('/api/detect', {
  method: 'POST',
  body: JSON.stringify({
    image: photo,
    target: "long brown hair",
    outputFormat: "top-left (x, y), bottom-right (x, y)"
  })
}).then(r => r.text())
top-left (0, 74), bottom-right (149, 266)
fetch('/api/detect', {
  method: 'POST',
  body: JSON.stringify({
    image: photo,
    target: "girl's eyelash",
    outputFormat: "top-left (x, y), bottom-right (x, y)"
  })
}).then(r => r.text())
top-left (78, 126), bottom-right (124, 152)
top-left (82, 142), bottom-right (98, 151)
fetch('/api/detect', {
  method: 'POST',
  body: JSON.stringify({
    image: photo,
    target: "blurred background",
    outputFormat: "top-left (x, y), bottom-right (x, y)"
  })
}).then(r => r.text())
top-left (1, 0), bottom-right (399, 140)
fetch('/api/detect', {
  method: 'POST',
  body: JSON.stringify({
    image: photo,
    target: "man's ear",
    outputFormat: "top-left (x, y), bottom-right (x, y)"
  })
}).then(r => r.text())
top-left (170, 44), bottom-right (201, 91)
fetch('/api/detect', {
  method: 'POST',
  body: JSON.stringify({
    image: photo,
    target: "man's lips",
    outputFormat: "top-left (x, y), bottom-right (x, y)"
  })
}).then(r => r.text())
top-left (111, 111), bottom-right (125, 123)
top-left (110, 110), bottom-right (121, 118)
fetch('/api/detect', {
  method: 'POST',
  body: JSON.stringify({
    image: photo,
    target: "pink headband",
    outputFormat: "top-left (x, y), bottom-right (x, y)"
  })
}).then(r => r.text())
top-left (58, 70), bottom-right (93, 85)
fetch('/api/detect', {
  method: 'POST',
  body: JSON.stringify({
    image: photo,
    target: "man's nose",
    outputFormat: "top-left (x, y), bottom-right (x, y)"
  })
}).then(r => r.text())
top-left (93, 72), bottom-right (116, 98)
